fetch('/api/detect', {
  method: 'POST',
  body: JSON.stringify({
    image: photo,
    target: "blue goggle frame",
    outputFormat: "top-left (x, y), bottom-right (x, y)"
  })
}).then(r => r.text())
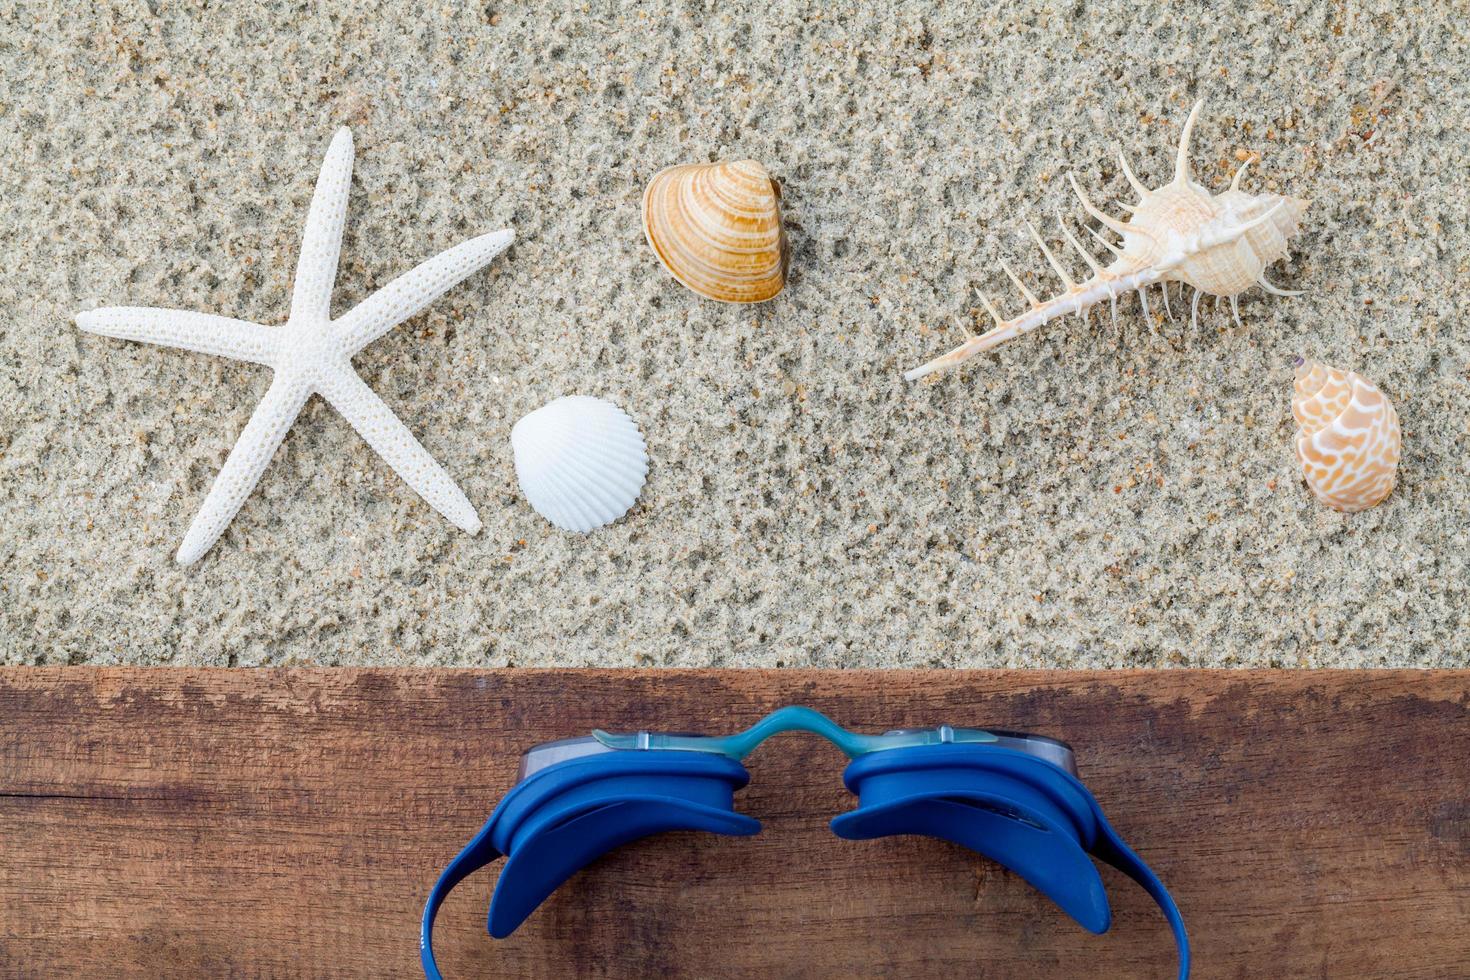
top-left (421, 706), bottom-right (1189, 979)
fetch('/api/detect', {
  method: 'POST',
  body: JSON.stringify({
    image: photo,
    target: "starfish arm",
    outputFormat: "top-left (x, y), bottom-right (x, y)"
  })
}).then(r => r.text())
top-left (76, 306), bottom-right (279, 366)
top-left (289, 127), bottom-right (355, 323)
top-left (175, 375), bottom-right (312, 565)
top-left (333, 228), bottom-right (514, 356)
top-left (317, 367), bottom-right (481, 534)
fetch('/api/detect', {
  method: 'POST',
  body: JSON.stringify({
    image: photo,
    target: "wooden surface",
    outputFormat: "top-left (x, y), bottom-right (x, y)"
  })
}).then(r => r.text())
top-left (1, 670), bottom-right (1467, 979)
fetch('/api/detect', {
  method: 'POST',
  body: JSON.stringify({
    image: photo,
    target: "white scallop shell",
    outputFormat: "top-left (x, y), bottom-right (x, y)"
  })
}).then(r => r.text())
top-left (511, 396), bottom-right (648, 533)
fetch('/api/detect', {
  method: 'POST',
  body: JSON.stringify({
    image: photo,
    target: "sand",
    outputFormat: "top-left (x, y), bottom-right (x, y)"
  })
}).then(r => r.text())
top-left (2, 1), bottom-right (1467, 667)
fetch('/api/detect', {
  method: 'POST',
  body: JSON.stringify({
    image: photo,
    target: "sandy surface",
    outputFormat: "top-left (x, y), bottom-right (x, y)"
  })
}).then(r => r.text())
top-left (2, 2), bottom-right (1466, 667)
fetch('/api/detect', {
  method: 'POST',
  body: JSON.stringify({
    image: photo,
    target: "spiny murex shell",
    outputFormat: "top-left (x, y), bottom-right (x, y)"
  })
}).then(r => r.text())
top-left (512, 396), bottom-right (649, 533)
top-left (907, 100), bottom-right (1310, 379)
top-left (1293, 360), bottom-right (1400, 513)
top-left (643, 159), bottom-right (788, 303)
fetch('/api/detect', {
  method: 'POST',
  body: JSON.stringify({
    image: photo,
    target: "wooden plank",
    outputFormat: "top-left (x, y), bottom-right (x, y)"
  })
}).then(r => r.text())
top-left (0, 670), bottom-right (1466, 979)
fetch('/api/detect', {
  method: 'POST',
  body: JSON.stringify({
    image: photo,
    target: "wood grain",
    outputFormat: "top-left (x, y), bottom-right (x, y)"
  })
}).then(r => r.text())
top-left (1, 670), bottom-right (1467, 979)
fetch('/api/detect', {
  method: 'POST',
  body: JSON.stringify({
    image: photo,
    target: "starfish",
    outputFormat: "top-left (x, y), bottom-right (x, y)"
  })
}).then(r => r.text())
top-left (77, 128), bottom-right (513, 565)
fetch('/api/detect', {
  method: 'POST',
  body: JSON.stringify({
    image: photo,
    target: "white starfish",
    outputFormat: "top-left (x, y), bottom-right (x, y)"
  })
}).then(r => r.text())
top-left (77, 128), bottom-right (513, 565)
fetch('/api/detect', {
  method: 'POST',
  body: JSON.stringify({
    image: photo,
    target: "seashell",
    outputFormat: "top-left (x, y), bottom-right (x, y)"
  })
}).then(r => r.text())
top-left (1292, 359), bottom-right (1400, 513)
top-left (907, 100), bottom-right (1310, 379)
top-left (512, 396), bottom-right (649, 533)
top-left (642, 159), bottom-right (789, 303)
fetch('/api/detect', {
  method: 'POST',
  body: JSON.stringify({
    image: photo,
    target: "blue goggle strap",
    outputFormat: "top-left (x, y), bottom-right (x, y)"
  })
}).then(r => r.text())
top-left (421, 825), bottom-right (499, 980)
top-left (1092, 811), bottom-right (1190, 980)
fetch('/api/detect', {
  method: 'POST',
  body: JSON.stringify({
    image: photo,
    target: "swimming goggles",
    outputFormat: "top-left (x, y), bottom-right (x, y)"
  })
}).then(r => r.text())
top-left (421, 706), bottom-right (1189, 978)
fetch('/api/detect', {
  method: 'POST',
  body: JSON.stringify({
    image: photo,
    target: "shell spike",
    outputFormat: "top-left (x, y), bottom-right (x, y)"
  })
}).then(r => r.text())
top-left (1230, 159), bottom-right (1251, 191)
top-left (1174, 99), bottom-right (1205, 186)
top-left (1087, 225), bottom-right (1123, 257)
top-left (1137, 286), bottom-right (1152, 329)
top-left (1190, 288), bottom-right (1203, 331)
top-left (975, 287), bottom-right (1006, 326)
top-left (1199, 199), bottom-right (1288, 251)
top-left (1258, 274), bottom-right (1304, 297)
top-left (1024, 217), bottom-right (1077, 289)
top-left (1237, 199), bottom-right (1287, 235)
top-left (1118, 150), bottom-right (1149, 198)
top-left (1159, 287), bottom-right (1184, 350)
top-left (1000, 260), bottom-right (1041, 308)
top-left (1068, 173), bottom-right (1150, 240)
top-left (1229, 294), bottom-right (1243, 329)
top-left (1056, 214), bottom-right (1103, 275)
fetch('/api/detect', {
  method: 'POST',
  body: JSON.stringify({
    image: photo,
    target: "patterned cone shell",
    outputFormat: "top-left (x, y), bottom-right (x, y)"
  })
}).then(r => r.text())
top-left (1293, 360), bottom-right (1401, 513)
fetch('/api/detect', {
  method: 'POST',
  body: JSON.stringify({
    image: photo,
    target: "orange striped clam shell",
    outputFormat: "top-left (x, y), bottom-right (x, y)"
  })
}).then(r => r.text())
top-left (642, 160), bottom-right (788, 303)
top-left (1293, 359), bottom-right (1401, 513)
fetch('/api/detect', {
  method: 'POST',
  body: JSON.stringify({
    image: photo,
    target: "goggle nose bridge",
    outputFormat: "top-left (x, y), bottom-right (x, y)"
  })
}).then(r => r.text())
top-left (587, 705), bottom-right (1041, 762)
